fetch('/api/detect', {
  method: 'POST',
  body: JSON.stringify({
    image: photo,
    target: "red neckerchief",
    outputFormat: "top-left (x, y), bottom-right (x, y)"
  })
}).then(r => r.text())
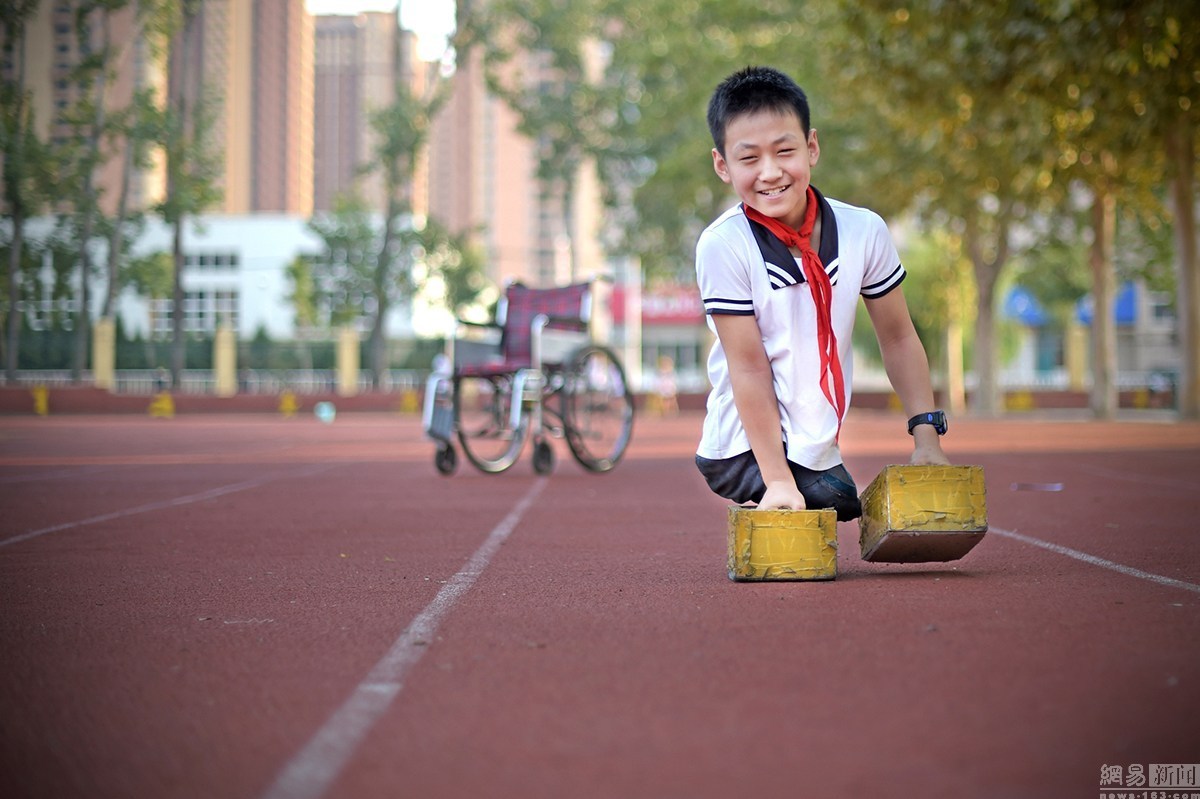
top-left (743, 188), bottom-right (846, 439)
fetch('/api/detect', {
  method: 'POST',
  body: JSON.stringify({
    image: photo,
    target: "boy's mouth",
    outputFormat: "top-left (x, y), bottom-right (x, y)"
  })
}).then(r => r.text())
top-left (759, 185), bottom-right (790, 197)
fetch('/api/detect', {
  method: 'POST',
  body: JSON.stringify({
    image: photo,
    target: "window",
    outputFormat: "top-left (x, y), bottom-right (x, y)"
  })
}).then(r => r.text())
top-left (151, 290), bottom-right (240, 337)
top-left (184, 251), bottom-right (239, 271)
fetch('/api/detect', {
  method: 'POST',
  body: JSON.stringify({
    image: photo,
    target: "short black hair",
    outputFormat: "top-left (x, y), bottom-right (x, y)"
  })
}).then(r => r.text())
top-left (707, 66), bottom-right (811, 157)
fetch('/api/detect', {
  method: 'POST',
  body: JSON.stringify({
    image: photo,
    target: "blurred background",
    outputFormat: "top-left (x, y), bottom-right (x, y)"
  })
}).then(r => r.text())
top-left (1, 0), bottom-right (1195, 419)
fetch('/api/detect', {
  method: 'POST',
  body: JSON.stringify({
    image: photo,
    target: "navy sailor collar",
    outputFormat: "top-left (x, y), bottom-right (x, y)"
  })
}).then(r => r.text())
top-left (743, 185), bottom-right (840, 290)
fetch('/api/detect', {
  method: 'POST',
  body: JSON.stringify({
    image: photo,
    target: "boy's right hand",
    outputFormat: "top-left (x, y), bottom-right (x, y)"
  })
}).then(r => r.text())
top-left (756, 480), bottom-right (807, 511)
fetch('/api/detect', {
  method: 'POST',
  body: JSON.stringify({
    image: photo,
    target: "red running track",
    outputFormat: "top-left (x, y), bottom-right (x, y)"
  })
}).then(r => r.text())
top-left (1, 410), bottom-right (1198, 799)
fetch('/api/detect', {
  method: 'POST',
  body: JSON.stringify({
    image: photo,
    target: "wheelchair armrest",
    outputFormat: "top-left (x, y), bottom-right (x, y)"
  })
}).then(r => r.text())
top-left (456, 319), bottom-right (502, 331)
top-left (535, 314), bottom-right (589, 332)
top-left (450, 319), bottom-right (504, 369)
top-left (531, 313), bottom-right (590, 368)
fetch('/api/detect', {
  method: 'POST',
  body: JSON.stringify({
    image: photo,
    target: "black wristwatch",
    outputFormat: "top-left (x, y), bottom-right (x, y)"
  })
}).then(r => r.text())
top-left (907, 410), bottom-right (947, 435)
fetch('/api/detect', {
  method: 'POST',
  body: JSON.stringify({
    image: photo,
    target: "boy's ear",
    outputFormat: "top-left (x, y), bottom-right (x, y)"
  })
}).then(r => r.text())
top-left (712, 148), bottom-right (732, 184)
top-left (808, 129), bottom-right (820, 166)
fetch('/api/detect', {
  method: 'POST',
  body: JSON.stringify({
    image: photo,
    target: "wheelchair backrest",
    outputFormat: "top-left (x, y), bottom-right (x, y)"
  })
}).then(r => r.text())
top-left (498, 282), bottom-right (592, 364)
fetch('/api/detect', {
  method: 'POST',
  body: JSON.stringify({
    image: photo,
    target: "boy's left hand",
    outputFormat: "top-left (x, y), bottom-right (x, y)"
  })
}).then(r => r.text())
top-left (910, 428), bottom-right (950, 465)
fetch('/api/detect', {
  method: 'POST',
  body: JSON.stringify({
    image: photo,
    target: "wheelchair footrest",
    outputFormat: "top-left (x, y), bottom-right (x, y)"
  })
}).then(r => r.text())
top-left (426, 402), bottom-right (454, 443)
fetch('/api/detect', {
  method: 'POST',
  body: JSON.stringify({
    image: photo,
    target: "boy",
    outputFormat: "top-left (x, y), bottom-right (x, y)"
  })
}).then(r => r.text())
top-left (695, 66), bottom-right (949, 518)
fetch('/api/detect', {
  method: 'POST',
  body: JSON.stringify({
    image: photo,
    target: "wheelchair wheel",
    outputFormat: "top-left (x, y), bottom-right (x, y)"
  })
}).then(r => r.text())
top-left (455, 374), bottom-right (529, 473)
top-left (562, 345), bottom-right (635, 472)
top-left (531, 438), bottom-right (555, 475)
top-left (434, 443), bottom-right (457, 476)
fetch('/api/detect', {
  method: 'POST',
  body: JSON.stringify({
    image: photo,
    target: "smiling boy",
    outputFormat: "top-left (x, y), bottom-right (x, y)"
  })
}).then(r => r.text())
top-left (694, 66), bottom-right (949, 517)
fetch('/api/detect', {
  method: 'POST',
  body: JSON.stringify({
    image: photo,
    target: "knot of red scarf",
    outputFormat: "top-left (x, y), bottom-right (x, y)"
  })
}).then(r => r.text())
top-left (743, 188), bottom-right (846, 439)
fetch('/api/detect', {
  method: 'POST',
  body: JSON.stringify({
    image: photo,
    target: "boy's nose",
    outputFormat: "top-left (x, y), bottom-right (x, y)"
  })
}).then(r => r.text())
top-left (759, 156), bottom-right (783, 180)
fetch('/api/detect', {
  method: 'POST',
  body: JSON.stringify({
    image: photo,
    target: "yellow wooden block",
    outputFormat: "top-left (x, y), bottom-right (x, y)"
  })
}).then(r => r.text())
top-left (727, 507), bottom-right (837, 581)
top-left (858, 465), bottom-right (987, 563)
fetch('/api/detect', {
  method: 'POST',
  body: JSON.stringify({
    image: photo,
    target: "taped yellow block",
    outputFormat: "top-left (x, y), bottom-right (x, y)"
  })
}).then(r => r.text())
top-left (727, 507), bottom-right (837, 581)
top-left (858, 465), bottom-right (987, 563)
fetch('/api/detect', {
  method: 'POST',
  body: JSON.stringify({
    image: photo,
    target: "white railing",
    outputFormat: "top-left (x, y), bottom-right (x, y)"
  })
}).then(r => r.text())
top-left (1, 369), bottom-right (425, 395)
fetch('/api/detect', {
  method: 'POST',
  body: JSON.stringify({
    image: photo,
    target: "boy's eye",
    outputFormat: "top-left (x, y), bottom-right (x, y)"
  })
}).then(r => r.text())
top-left (739, 155), bottom-right (758, 163)
top-left (777, 148), bottom-right (795, 156)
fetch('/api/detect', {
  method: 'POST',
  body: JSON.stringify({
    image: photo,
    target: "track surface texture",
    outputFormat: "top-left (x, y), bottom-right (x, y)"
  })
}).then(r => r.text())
top-left (2, 410), bottom-right (1198, 799)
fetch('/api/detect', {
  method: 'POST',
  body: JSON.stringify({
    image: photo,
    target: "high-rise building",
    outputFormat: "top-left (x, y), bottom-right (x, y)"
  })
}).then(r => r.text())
top-left (4, 2), bottom-right (166, 216)
top-left (427, 4), bottom-right (606, 290)
top-left (312, 9), bottom-right (430, 217)
top-left (172, 0), bottom-right (313, 216)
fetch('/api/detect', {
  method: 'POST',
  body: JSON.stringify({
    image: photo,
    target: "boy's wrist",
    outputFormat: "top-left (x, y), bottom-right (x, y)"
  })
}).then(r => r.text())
top-left (911, 426), bottom-right (943, 446)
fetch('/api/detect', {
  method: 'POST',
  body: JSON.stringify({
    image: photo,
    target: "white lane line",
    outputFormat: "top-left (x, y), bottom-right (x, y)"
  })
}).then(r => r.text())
top-left (991, 527), bottom-right (1200, 595)
top-left (0, 464), bottom-right (338, 548)
top-left (259, 478), bottom-right (547, 799)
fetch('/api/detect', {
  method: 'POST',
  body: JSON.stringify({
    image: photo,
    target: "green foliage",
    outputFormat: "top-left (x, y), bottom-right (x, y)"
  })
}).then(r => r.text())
top-left (464, 0), bottom-right (829, 280)
top-left (416, 218), bottom-right (491, 318)
top-left (307, 194), bottom-right (392, 328)
top-left (123, 250), bottom-right (173, 299)
top-left (285, 255), bottom-right (320, 331)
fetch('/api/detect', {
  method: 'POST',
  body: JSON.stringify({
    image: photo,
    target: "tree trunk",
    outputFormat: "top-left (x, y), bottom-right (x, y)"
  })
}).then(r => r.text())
top-left (166, 4), bottom-right (198, 390)
top-left (3, 9), bottom-right (31, 381)
top-left (5, 211), bottom-right (24, 380)
top-left (370, 195), bottom-right (401, 389)
top-left (1088, 186), bottom-right (1118, 419)
top-left (963, 204), bottom-right (1010, 418)
top-left (944, 318), bottom-right (966, 416)
top-left (971, 275), bottom-right (997, 416)
top-left (103, 4), bottom-right (154, 322)
top-left (170, 219), bottom-right (185, 386)
top-left (103, 137), bottom-right (134, 320)
top-left (71, 8), bottom-right (112, 384)
top-left (1166, 115), bottom-right (1198, 420)
top-left (369, 310), bottom-right (387, 390)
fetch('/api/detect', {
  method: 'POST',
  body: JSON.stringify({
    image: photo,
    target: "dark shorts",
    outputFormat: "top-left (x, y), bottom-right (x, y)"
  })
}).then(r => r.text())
top-left (695, 449), bottom-right (862, 521)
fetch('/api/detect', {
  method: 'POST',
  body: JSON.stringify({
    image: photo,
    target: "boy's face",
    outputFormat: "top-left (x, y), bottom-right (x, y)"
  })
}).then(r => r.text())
top-left (712, 108), bottom-right (819, 231)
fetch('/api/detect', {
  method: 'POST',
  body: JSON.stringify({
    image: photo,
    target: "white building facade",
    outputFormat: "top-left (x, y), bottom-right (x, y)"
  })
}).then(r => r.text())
top-left (16, 214), bottom-right (418, 343)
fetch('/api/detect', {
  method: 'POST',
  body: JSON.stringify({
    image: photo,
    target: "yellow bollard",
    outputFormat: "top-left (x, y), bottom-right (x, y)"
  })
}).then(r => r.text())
top-left (727, 506), bottom-right (838, 581)
top-left (31, 385), bottom-right (49, 416)
top-left (279, 391), bottom-right (299, 418)
top-left (1005, 390), bottom-right (1035, 411)
top-left (148, 391), bottom-right (175, 419)
top-left (92, 318), bottom-right (116, 391)
top-left (858, 464), bottom-right (988, 563)
top-left (399, 388), bottom-right (420, 414)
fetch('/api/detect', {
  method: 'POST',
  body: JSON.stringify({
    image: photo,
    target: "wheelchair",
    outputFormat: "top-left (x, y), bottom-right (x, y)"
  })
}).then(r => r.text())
top-left (422, 279), bottom-right (635, 475)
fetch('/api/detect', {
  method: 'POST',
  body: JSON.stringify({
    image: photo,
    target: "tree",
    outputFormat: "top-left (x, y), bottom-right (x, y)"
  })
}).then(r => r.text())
top-left (414, 218), bottom-right (489, 320)
top-left (1083, 0), bottom-right (1197, 418)
top-left (463, 0), bottom-right (825, 281)
top-left (102, 0), bottom-right (177, 325)
top-left (305, 79), bottom-right (451, 390)
top-left (1, 0), bottom-right (53, 380)
top-left (828, 1), bottom-right (1066, 416)
top-left (52, 1), bottom-right (136, 383)
top-left (158, 0), bottom-right (221, 386)
top-left (465, 0), bottom-right (609, 280)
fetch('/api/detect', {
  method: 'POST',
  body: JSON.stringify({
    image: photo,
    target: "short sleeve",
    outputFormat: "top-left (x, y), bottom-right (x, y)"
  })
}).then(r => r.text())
top-left (696, 225), bottom-right (755, 316)
top-left (860, 214), bottom-right (905, 299)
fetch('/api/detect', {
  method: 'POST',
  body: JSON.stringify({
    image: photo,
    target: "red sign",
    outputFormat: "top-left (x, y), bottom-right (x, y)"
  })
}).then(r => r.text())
top-left (610, 284), bottom-right (704, 326)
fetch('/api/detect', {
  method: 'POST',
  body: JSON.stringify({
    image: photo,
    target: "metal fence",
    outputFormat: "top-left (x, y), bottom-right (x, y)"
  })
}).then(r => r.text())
top-left (2, 369), bottom-right (426, 396)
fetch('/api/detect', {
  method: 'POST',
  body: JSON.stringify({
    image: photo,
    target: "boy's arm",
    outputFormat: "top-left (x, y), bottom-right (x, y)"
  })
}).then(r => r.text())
top-left (711, 314), bottom-right (807, 509)
top-left (864, 288), bottom-right (951, 465)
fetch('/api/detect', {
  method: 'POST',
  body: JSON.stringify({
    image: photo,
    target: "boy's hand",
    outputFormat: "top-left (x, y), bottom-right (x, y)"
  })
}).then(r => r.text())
top-left (910, 428), bottom-right (951, 465)
top-left (756, 480), bottom-right (807, 510)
